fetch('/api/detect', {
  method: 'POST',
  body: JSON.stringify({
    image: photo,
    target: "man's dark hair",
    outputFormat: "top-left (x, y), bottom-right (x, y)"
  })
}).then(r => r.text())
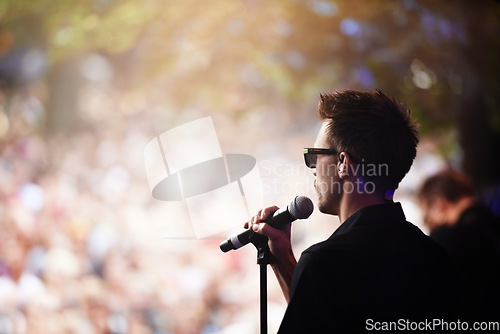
top-left (417, 169), bottom-right (474, 206)
top-left (317, 89), bottom-right (419, 189)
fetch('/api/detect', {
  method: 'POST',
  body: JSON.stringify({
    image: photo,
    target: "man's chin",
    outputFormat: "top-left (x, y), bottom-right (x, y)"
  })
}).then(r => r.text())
top-left (318, 206), bottom-right (336, 215)
top-left (317, 198), bottom-right (332, 215)
top-left (316, 195), bottom-right (339, 216)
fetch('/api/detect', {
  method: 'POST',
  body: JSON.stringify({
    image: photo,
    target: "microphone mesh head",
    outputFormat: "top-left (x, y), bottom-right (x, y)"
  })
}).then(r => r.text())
top-left (290, 196), bottom-right (314, 219)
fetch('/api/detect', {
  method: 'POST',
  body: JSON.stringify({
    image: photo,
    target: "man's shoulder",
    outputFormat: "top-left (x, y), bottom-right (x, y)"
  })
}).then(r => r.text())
top-left (300, 214), bottom-right (451, 267)
top-left (297, 231), bottom-right (367, 269)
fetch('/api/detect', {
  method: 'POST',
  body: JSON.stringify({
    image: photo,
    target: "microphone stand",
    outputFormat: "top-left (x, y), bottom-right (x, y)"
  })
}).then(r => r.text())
top-left (250, 233), bottom-right (271, 334)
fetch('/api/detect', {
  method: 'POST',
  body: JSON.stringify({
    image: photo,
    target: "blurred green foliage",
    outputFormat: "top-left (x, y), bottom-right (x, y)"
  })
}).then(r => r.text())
top-left (1, 0), bottom-right (500, 186)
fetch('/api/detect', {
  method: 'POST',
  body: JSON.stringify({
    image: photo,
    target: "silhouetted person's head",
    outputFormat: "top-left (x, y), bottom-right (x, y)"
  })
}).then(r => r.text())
top-left (417, 169), bottom-right (475, 231)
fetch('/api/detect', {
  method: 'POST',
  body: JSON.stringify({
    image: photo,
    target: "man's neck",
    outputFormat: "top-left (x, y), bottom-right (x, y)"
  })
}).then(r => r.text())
top-left (338, 193), bottom-right (389, 224)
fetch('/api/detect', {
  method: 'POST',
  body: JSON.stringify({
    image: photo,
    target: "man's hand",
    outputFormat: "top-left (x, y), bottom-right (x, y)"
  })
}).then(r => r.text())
top-left (244, 205), bottom-right (297, 303)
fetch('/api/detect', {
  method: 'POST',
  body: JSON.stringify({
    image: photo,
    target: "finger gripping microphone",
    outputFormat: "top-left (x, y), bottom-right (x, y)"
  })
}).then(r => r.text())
top-left (220, 196), bottom-right (314, 252)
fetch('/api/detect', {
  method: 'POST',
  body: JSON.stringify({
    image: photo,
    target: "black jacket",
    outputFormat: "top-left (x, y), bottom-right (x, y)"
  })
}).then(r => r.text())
top-left (278, 202), bottom-right (456, 333)
top-left (431, 204), bottom-right (500, 322)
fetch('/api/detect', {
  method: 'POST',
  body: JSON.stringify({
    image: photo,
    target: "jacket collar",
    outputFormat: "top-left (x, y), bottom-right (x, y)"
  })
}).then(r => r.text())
top-left (331, 202), bottom-right (406, 237)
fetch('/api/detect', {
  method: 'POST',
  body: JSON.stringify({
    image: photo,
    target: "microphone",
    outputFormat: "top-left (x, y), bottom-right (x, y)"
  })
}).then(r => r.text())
top-left (220, 196), bottom-right (314, 252)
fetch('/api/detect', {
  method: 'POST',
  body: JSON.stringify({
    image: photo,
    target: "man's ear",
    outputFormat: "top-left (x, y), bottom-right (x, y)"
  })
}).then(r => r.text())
top-left (338, 152), bottom-right (348, 178)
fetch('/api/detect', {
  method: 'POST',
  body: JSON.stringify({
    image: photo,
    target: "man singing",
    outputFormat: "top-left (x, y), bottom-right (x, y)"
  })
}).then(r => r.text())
top-left (246, 90), bottom-right (456, 333)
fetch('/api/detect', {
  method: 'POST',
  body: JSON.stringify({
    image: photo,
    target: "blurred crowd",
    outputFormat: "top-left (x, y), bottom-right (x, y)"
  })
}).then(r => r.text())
top-left (0, 81), bottom-right (292, 334)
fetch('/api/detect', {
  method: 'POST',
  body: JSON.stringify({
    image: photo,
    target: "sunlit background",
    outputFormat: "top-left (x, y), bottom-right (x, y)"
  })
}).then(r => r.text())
top-left (1, 0), bottom-right (500, 333)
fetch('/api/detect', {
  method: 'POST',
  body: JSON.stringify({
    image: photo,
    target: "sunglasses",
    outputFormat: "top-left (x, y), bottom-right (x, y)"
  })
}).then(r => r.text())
top-left (303, 148), bottom-right (339, 169)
